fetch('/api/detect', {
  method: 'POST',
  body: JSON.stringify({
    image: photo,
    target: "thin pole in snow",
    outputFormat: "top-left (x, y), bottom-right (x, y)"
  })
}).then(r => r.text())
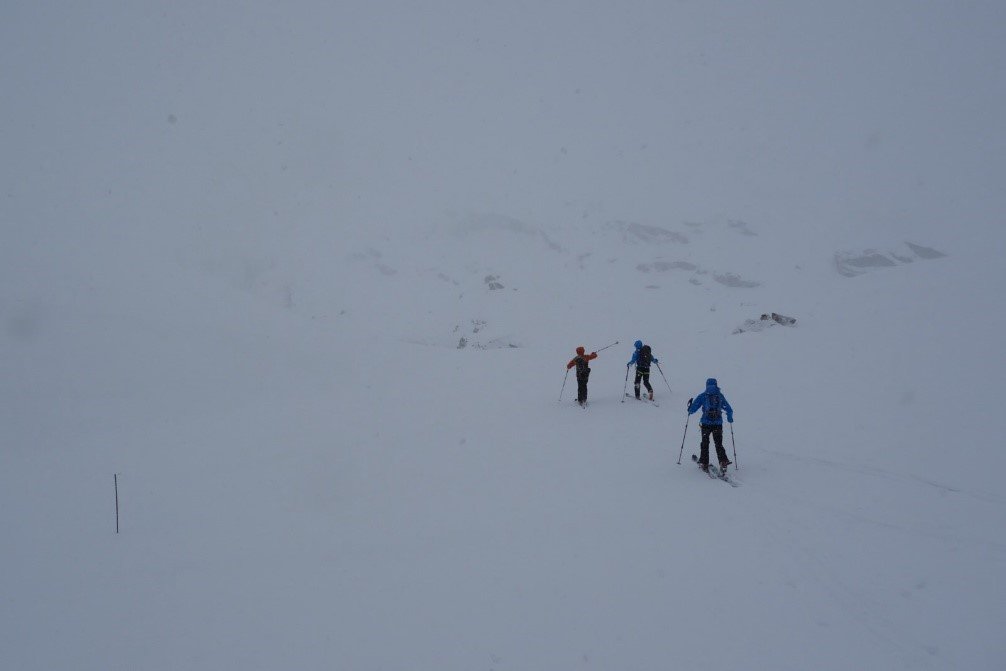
top-left (677, 408), bottom-right (691, 465)
top-left (655, 362), bottom-right (673, 394)
top-left (114, 473), bottom-right (119, 534)
top-left (730, 423), bottom-right (739, 469)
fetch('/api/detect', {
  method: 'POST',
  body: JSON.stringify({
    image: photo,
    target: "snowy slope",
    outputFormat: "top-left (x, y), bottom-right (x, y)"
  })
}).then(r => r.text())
top-left (3, 3), bottom-right (1006, 670)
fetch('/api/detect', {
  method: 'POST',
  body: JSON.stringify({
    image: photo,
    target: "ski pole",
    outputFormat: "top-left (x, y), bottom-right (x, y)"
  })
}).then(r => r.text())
top-left (655, 362), bottom-right (673, 394)
top-left (729, 422), bottom-right (738, 469)
top-left (676, 401), bottom-right (692, 465)
top-left (594, 340), bottom-right (619, 353)
top-left (558, 368), bottom-right (569, 404)
top-left (621, 365), bottom-right (629, 402)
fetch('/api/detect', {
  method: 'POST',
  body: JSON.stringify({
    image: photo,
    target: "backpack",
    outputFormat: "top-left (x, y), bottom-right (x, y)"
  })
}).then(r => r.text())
top-left (574, 356), bottom-right (590, 377)
top-left (636, 345), bottom-right (652, 371)
top-left (706, 392), bottom-right (722, 421)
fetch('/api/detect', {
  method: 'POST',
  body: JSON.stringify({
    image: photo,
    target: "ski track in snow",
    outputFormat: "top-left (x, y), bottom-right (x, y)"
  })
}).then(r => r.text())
top-left (762, 448), bottom-right (1003, 505)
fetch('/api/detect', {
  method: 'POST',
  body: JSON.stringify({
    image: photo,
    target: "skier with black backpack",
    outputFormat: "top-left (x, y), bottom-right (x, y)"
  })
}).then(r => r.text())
top-left (626, 340), bottom-right (659, 401)
top-left (566, 346), bottom-right (598, 407)
top-left (687, 378), bottom-right (734, 472)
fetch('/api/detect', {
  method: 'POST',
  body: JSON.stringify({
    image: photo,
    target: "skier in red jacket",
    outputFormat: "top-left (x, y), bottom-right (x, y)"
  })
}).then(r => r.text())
top-left (566, 346), bottom-right (598, 406)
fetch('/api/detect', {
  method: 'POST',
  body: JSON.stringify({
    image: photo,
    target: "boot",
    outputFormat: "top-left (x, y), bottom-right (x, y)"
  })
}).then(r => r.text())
top-left (648, 390), bottom-right (654, 401)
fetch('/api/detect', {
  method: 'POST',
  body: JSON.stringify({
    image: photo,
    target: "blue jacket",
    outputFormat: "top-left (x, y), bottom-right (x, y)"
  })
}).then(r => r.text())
top-left (626, 340), bottom-right (659, 368)
top-left (688, 378), bottom-right (733, 425)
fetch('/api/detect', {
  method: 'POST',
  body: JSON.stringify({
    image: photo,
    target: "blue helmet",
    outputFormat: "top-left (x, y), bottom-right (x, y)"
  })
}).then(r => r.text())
top-left (634, 340), bottom-right (643, 349)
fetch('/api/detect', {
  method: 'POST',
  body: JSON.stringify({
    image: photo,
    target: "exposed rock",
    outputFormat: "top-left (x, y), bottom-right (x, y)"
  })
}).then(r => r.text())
top-left (484, 275), bottom-right (505, 290)
top-left (835, 242), bottom-right (947, 277)
top-left (733, 312), bottom-right (797, 334)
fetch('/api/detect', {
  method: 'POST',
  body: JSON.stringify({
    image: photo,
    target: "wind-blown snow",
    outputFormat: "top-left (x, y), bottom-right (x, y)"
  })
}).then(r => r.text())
top-left (3, 2), bottom-right (1006, 670)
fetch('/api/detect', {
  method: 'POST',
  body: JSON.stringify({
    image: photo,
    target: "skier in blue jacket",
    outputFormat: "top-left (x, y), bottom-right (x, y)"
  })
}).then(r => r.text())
top-left (687, 378), bottom-right (734, 471)
top-left (626, 340), bottom-right (659, 400)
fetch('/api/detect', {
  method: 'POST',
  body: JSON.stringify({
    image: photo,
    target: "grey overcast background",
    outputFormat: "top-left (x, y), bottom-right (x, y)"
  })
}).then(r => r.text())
top-left (5, 2), bottom-right (1004, 246)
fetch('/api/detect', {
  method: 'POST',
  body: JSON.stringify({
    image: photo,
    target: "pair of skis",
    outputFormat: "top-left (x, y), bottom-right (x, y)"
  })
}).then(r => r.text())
top-left (691, 454), bottom-right (740, 487)
top-left (624, 392), bottom-right (660, 407)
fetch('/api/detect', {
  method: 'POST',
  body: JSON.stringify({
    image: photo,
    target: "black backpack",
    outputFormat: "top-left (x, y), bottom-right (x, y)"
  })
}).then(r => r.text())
top-left (706, 392), bottom-right (722, 421)
top-left (636, 345), bottom-right (652, 371)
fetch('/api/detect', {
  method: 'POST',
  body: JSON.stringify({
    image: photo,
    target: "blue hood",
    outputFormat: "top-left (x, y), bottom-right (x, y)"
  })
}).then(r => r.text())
top-left (634, 340), bottom-right (643, 350)
top-left (706, 378), bottom-right (719, 392)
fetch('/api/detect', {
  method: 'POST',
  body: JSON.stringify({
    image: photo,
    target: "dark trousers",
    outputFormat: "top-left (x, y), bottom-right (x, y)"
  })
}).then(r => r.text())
top-left (633, 370), bottom-right (653, 397)
top-left (576, 373), bottom-right (589, 403)
top-left (699, 424), bottom-right (728, 465)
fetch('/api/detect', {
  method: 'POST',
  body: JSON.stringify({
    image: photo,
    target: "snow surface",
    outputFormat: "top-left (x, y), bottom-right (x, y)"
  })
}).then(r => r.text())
top-left (3, 2), bottom-right (1006, 670)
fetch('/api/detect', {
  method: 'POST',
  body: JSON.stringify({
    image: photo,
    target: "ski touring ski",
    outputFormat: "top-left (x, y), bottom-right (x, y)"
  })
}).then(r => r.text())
top-left (625, 392), bottom-right (660, 407)
top-left (691, 454), bottom-right (739, 487)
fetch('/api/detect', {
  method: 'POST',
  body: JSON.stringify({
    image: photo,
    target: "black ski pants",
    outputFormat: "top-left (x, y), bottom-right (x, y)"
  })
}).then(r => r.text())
top-left (699, 424), bottom-right (728, 465)
top-left (633, 369), bottom-right (653, 397)
top-left (576, 372), bottom-right (589, 403)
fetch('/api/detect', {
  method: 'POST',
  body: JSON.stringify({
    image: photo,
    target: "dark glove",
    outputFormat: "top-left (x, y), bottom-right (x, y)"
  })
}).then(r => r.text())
top-left (591, 352), bottom-right (597, 357)
top-left (687, 397), bottom-right (693, 407)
